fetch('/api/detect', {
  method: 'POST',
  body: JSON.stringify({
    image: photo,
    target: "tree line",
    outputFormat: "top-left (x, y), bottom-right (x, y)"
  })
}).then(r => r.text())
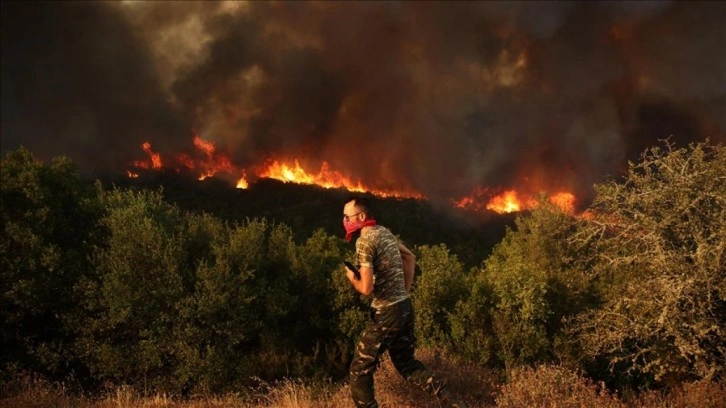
top-left (1, 141), bottom-right (723, 396)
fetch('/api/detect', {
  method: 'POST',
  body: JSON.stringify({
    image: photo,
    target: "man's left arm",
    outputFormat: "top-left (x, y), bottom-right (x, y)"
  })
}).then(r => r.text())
top-left (399, 243), bottom-right (416, 292)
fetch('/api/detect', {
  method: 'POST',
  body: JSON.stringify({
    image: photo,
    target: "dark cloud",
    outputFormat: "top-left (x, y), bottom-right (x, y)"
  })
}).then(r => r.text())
top-left (1, 1), bottom-right (191, 174)
top-left (2, 1), bottom-right (724, 204)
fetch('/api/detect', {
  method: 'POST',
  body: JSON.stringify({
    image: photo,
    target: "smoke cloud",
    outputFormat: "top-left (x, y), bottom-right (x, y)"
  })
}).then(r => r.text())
top-left (2, 1), bottom-right (724, 205)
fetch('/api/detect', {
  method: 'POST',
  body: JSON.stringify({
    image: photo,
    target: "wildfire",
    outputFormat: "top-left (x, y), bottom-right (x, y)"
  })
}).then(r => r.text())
top-left (127, 136), bottom-right (420, 198)
top-left (128, 136), bottom-right (576, 214)
top-left (549, 192), bottom-right (576, 214)
top-left (260, 160), bottom-right (365, 191)
top-left (238, 175), bottom-right (249, 188)
top-left (455, 188), bottom-right (576, 214)
top-left (133, 142), bottom-right (162, 170)
top-left (486, 190), bottom-right (537, 213)
top-left (258, 159), bottom-right (422, 199)
top-left (131, 136), bottom-right (249, 188)
top-left (178, 136), bottom-right (245, 184)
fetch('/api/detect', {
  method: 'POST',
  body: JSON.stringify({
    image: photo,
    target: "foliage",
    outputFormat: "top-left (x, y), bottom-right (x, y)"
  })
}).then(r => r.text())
top-left (471, 200), bottom-right (597, 369)
top-left (108, 174), bottom-right (508, 269)
top-left (77, 188), bottom-right (355, 393)
top-left (2, 140), bottom-right (723, 396)
top-left (0, 148), bottom-right (102, 380)
top-left (568, 141), bottom-right (725, 384)
top-left (79, 187), bottom-right (208, 391)
top-left (448, 276), bottom-right (496, 365)
top-left (412, 244), bottom-right (470, 349)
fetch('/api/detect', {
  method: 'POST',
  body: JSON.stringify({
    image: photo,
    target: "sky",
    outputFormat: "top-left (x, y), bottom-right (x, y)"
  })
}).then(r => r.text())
top-left (1, 1), bottom-right (725, 207)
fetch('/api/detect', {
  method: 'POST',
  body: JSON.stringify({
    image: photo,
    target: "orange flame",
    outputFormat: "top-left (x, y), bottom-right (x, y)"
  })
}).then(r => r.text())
top-left (128, 136), bottom-right (575, 212)
top-left (178, 135), bottom-right (240, 181)
top-left (133, 142), bottom-right (162, 169)
top-left (193, 136), bottom-right (216, 157)
top-left (130, 136), bottom-right (250, 189)
top-left (486, 190), bottom-right (537, 213)
top-left (260, 160), bottom-right (364, 191)
top-left (455, 188), bottom-right (576, 214)
top-left (258, 159), bottom-right (421, 198)
top-left (549, 192), bottom-right (576, 214)
top-left (236, 176), bottom-right (249, 189)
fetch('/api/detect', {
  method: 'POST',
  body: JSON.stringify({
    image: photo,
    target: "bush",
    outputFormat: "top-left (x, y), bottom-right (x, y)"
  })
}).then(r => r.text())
top-left (474, 200), bottom-right (597, 369)
top-left (79, 188), bottom-right (201, 392)
top-left (568, 141), bottom-right (725, 384)
top-left (413, 244), bottom-right (470, 349)
top-left (74, 184), bottom-right (361, 392)
top-left (1, 148), bottom-right (102, 381)
top-left (448, 277), bottom-right (496, 366)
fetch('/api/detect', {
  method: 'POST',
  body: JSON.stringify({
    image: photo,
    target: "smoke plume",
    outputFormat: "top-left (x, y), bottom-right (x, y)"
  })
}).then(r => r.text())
top-left (2, 1), bottom-right (724, 205)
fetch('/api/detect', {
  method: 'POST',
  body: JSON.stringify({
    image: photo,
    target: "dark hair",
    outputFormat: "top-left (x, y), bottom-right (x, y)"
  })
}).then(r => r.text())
top-left (346, 196), bottom-right (372, 215)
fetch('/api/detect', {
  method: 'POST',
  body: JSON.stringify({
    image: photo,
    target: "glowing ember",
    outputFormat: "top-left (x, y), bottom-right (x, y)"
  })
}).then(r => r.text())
top-left (454, 196), bottom-right (476, 208)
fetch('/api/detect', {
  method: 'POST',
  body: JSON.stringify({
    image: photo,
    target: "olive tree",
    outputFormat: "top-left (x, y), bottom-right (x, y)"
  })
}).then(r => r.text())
top-left (82, 188), bottom-right (194, 391)
top-left (1, 148), bottom-right (101, 380)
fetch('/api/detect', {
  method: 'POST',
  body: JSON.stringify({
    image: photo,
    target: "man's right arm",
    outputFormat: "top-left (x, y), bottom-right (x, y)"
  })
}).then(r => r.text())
top-left (347, 265), bottom-right (374, 295)
top-left (399, 243), bottom-right (415, 292)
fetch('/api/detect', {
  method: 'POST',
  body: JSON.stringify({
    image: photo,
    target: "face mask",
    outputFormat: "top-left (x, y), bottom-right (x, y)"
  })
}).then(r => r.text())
top-left (343, 217), bottom-right (377, 242)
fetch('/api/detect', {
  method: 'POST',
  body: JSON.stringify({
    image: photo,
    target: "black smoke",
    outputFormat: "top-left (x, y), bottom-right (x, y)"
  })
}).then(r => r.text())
top-left (2, 1), bottom-right (724, 204)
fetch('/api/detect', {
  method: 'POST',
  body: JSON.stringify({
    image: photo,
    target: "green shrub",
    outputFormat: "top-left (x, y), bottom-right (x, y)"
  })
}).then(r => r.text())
top-left (412, 244), bottom-right (469, 349)
top-left (448, 276), bottom-right (496, 365)
top-left (478, 201), bottom-right (597, 369)
top-left (81, 188), bottom-right (194, 392)
top-left (1, 148), bottom-right (102, 380)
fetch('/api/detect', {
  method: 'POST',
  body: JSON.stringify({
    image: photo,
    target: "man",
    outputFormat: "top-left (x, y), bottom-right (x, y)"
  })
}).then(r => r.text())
top-left (342, 197), bottom-right (466, 408)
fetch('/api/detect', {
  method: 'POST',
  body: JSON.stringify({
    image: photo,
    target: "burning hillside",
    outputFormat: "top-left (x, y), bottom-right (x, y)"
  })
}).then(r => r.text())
top-left (129, 136), bottom-right (573, 214)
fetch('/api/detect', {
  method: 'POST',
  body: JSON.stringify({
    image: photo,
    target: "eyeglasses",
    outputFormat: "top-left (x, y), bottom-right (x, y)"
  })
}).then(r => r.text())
top-left (343, 211), bottom-right (365, 221)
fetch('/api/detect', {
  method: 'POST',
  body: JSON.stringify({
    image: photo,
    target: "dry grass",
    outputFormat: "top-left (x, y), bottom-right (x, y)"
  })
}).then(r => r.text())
top-left (496, 365), bottom-right (625, 408)
top-left (496, 364), bottom-right (726, 408)
top-left (2, 351), bottom-right (723, 408)
top-left (629, 380), bottom-right (726, 408)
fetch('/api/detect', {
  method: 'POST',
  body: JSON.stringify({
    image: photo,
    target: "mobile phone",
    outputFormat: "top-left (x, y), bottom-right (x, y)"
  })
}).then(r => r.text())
top-left (343, 261), bottom-right (361, 279)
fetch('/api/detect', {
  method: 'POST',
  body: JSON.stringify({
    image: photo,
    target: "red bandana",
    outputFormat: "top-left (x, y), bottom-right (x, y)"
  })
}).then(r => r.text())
top-left (343, 218), bottom-right (377, 242)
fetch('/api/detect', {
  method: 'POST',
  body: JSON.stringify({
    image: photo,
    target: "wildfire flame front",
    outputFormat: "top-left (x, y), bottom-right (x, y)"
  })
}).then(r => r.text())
top-left (128, 136), bottom-right (577, 214)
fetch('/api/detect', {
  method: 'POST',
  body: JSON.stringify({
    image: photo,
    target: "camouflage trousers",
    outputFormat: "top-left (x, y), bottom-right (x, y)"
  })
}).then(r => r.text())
top-left (349, 298), bottom-right (446, 408)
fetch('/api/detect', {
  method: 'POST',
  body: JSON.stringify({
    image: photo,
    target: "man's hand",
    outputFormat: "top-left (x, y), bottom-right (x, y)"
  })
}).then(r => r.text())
top-left (347, 265), bottom-right (374, 295)
top-left (345, 266), bottom-right (358, 282)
